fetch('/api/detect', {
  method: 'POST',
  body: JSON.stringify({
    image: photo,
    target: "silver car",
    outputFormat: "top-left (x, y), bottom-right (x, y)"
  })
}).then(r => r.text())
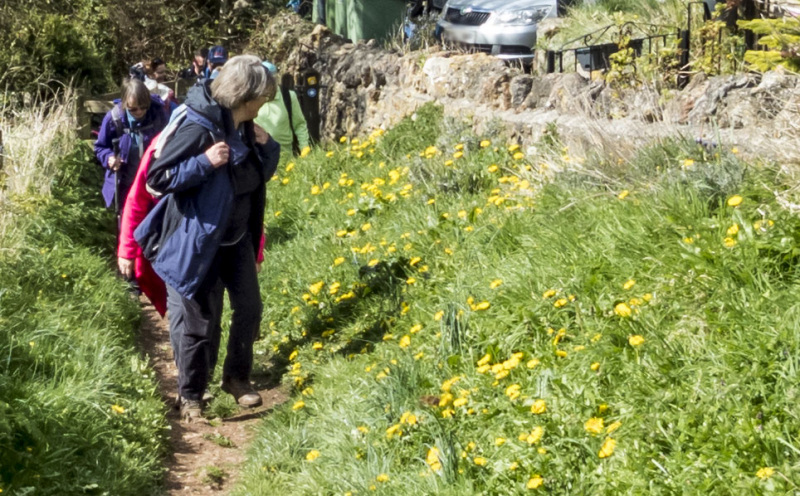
top-left (436, 0), bottom-right (558, 64)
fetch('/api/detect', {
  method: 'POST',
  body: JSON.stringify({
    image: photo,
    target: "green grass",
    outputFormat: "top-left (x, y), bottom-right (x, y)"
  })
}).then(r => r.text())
top-left (237, 103), bottom-right (800, 494)
top-left (0, 142), bottom-right (168, 494)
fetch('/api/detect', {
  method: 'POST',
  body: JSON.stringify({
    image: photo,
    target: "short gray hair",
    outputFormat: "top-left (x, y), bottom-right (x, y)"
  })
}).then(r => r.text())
top-left (211, 54), bottom-right (276, 110)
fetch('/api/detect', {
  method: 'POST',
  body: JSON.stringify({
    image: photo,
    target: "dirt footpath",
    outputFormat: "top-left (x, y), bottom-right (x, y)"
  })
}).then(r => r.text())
top-left (137, 301), bottom-right (289, 494)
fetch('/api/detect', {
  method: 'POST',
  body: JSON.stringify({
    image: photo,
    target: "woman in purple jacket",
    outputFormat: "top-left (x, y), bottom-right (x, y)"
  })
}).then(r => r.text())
top-left (94, 78), bottom-right (167, 212)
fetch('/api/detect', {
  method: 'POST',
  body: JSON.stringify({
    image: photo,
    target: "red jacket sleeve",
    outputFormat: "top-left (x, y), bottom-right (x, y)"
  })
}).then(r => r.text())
top-left (118, 148), bottom-right (158, 260)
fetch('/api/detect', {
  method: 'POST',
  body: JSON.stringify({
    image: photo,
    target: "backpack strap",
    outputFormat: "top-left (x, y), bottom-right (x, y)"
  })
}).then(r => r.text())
top-left (110, 105), bottom-right (127, 156)
top-left (280, 75), bottom-right (301, 156)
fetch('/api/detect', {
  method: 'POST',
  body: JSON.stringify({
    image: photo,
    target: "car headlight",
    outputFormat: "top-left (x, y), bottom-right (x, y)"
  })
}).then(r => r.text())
top-left (487, 7), bottom-right (552, 26)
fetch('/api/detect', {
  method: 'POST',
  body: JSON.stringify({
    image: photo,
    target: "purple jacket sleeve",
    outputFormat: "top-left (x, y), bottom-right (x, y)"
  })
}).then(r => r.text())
top-left (94, 112), bottom-right (117, 169)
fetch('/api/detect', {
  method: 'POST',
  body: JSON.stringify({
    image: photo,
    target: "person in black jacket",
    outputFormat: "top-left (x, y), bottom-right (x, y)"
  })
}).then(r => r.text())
top-left (140, 55), bottom-right (280, 422)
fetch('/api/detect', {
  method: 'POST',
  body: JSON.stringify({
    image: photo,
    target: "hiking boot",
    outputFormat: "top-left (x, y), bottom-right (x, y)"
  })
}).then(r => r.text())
top-left (175, 389), bottom-right (213, 408)
top-left (221, 377), bottom-right (262, 408)
top-left (179, 397), bottom-right (204, 423)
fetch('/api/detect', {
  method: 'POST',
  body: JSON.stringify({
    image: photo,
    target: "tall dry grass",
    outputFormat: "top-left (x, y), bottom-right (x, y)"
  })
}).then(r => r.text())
top-left (0, 88), bottom-right (77, 243)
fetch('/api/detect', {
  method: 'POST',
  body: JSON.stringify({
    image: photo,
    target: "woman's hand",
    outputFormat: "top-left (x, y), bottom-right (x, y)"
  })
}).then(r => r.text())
top-left (205, 142), bottom-right (230, 168)
top-left (108, 155), bottom-right (121, 172)
top-left (118, 257), bottom-right (135, 279)
top-left (254, 125), bottom-right (270, 145)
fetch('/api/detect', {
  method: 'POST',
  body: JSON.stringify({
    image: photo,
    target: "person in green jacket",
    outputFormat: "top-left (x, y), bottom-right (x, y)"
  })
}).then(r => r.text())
top-left (254, 61), bottom-right (310, 158)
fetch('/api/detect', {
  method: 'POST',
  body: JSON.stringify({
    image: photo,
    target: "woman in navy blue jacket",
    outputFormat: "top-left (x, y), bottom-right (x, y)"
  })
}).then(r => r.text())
top-left (94, 78), bottom-right (167, 211)
top-left (136, 55), bottom-right (280, 422)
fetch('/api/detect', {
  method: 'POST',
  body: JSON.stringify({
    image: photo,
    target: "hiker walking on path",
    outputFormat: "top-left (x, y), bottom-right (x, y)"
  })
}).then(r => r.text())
top-left (135, 55), bottom-right (280, 422)
top-left (94, 78), bottom-right (167, 212)
top-left (255, 60), bottom-right (310, 157)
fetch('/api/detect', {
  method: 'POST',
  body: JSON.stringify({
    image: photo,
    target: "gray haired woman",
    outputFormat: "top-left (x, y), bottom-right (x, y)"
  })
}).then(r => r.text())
top-left (137, 55), bottom-right (280, 422)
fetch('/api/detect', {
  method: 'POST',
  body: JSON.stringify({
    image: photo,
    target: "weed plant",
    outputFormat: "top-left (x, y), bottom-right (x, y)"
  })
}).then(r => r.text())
top-left (0, 132), bottom-right (167, 492)
top-left (237, 103), bottom-right (800, 494)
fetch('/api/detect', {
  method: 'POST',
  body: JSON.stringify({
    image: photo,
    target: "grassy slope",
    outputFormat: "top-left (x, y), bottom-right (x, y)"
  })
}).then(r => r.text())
top-left (0, 143), bottom-right (167, 494)
top-left (238, 103), bottom-right (800, 495)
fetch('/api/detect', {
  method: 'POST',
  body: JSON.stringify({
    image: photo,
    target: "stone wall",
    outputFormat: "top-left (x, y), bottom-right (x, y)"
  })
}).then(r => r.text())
top-left (273, 20), bottom-right (800, 163)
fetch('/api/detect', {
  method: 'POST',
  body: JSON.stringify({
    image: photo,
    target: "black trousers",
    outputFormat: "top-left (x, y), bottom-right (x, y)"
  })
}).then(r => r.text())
top-left (166, 235), bottom-right (262, 401)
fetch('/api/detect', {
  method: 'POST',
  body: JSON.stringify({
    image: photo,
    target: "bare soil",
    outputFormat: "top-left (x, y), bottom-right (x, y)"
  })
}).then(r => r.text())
top-left (137, 300), bottom-right (289, 495)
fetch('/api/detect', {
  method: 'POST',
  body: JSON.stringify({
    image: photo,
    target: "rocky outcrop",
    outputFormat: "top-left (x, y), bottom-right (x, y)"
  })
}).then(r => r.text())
top-left (269, 18), bottom-right (800, 161)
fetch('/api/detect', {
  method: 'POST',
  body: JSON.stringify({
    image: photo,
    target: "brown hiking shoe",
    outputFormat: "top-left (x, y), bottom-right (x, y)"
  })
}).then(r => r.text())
top-left (179, 397), bottom-right (204, 423)
top-left (221, 377), bottom-right (262, 408)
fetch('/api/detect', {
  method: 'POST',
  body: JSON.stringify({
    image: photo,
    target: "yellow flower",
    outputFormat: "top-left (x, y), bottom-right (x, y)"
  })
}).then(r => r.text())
top-left (329, 282), bottom-right (341, 295)
top-left (339, 136), bottom-right (348, 143)
top-left (628, 335), bottom-right (645, 346)
top-left (488, 164), bottom-right (499, 173)
top-left (406, 277), bottom-right (417, 285)
top-left (756, 467), bottom-right (774, 480)
top-left (400, 411), bottom-right (417, 425)
top-left (527, 358), bottom-right (540, 369)
top-left (376, 473), bottom-right (389, 483)
top-left (490, 279), bottom-right (503, 289)
top-left (509, 462), bottom-right (519, 471)
top-left (527, 475), bottom-right (544, 489)
top-left (477, 353), bottom-right (492, 366)
top-left (434, 310), bottom-right (445, 321)
top-left (531, 399), bottom-right (547, 414)
top-left (306, 449), bottom-right (320, 461)
top-left (727, 223), bottom-right (739, 236)
top-left (553, 298), bottom-right (568, 308)
top-left (326, 151), bottom-right (335, 158)
top-left (682, 158), bottom-right (694, 168)
top-left (309, 281), bottom-right (325, 295)
top-left (618, 190), bottom-right (629, 200)
top-left (312, 342), bottom-right (323, 350)
top-left (361, 223), bottom-right (372, 231)
top-left (606, 421), bottom-right (622, 433)
top-left (584, 417), bottom-right (605, 435)
top-left (310, 185), bottom-right (321, 195)
top-left (473, 301), bottom-right (490, 311)
top-left (444, 160), bottom-right (454, 167)
top-left (590, 362), bottom-right (600, 371)
top-left (453, 398), bottom-right (468, 408)
top-left (455, 143), bottom-right (464, 151)
top-left (614, 302), bottom-right (632, 317)
top-left (426, 447), bottom-right (442, 471)
top-left (505, 384), bottom-right (521, 400)
top-left (300, 146), bottom-right (311, 157)
top-left (111, 404), bottom-right (125, 414)
top-left (495, 437), bottom-right (506, 446)
top-left (724, 237), bottom-right (737, 247)
top-left (399, 335), bottom-right (411, 349)
top-left (555, 350), bottom-right (567, 358)
top-left (386, 423), bottom-right (403, 439)
top-left (513, 152), bottom-right (525, 160)
top-left (598, 438), bottom-right (616, 458)
top-left (542, 289), bottom-right (557, 299)
top-left (453, 151), bottom-right (464, 159)
top-left (525, 426), bottom-right (544, 444)
top-left (473, 457), bottom-right (487, 466)
top-left (409, 256), bottom-right (422, 266)
top-left (292, 400), bottom-right (305, 410)
top-left (289, 350), bottom-right (298, 361)
top-left (727, 195), bottom-right (743, 207)
top-left (623, 279), bottom-right (636, 290)
top-left (508, 144), bottom-right (520, 152)
top-left (480, 140), bottom-right (491, 148)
